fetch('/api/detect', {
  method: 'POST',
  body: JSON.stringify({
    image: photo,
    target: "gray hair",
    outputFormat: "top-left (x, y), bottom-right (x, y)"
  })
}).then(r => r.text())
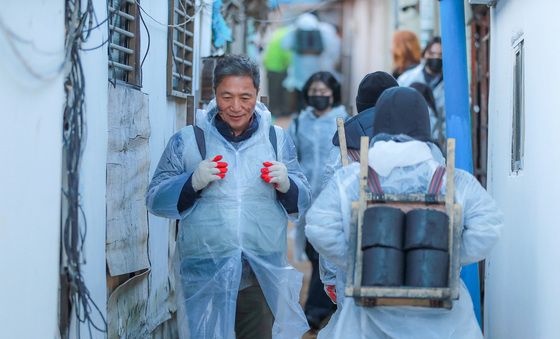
top-left (213, 54), bottom-right (260, 92)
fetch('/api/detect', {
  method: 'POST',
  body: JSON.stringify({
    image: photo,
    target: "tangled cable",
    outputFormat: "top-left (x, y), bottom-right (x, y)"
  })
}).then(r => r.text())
top-left (62, 0), bottom-right (107, 338)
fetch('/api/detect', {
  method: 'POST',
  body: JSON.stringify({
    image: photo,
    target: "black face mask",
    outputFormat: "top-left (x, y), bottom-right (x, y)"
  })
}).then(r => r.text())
top-left (426, 58), bottom-right (443, 74)
top-left (308, 96), bottom-right (331, 111)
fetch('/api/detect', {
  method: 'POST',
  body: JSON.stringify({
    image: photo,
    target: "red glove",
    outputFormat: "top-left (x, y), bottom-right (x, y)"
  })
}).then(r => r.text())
top-left (260, 161), bottom-right (290, 192)
top-left (192, 155), bottom-right (228, 191)
top-left (325, 285), bottom-right (337, 304)
top-left (212, 155), bottom-right (228, 179)
top-left (260, 161), bottom-right (278, 189)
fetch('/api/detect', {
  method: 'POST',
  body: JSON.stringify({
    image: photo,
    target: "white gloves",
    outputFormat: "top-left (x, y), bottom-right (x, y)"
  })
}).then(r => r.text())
top-left (260, 161), bottom-right (290, 193)
top-left (192, 155), bottom-right (228, 192)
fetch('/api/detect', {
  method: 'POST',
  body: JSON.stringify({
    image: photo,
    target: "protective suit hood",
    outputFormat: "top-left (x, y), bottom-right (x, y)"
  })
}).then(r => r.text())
top-left (295, 13), bottom-right (320, 30)
top-left (373, 87), bottom-right (431, 142)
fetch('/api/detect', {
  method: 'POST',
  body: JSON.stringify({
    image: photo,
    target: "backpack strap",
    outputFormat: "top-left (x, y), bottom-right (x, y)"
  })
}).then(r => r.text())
top-left (347, 148), bottom-right (360, 162)
top-left (269, 125), bottom-right (278, 160)
top-left (427, 166), bottom-right (446, 195)
top-left (347, 148), bottom-right (382, 195)
top-left (193, 125), bottom-right (206, 160)
top-left (292, 115), bottom-right (301, 161)
top-left (367, 167), bottom-right (384, 196)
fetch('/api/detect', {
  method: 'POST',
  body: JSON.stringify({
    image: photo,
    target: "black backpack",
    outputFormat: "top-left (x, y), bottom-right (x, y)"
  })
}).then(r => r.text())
top-left (294, 29), bottom-right (324, 55)
top-left (193, 125), bottom-right (278, 160)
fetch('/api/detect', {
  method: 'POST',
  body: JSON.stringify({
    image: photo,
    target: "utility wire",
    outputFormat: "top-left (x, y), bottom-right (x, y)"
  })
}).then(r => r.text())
top-left (62, 1), bottom-right (107, 338)
top-left (248, 0), bottom-right (338, 23)
top-left (134, 0), bottom-right (206, 28)
top-left (0, 14), bottom-right (69, 81)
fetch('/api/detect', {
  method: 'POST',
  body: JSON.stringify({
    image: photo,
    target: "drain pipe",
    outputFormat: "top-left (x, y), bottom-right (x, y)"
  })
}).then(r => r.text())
top-left (439, 0), bottom-right (481, 327)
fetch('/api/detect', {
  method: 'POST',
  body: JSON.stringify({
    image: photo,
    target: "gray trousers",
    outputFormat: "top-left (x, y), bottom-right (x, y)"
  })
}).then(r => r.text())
top-left (235, 285), bottom-right (274, 339)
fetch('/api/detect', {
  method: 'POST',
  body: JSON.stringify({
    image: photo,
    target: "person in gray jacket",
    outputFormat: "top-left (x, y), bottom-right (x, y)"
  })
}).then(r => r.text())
top-left (288, 71), bottom-right (349, 328)
top-left (146, 55), bottom-right (312, 339)
top-left (399, 37), bottom-right (445, 148)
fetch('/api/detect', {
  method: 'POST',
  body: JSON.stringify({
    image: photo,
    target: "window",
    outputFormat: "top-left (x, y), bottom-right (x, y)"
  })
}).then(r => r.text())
top-left (167, 0), bottom-right (195, 98)
top-left (511, 39), bottom-right (524, 174)
top-left (108, 0), bottom-right (141, 86)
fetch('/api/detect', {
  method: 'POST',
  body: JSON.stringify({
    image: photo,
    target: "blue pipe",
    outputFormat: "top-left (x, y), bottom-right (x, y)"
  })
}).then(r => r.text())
top-left (439, 0), bottom-right (481, 326)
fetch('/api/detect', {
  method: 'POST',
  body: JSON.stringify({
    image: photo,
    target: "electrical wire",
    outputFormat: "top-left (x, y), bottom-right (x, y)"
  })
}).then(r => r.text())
top-left (62, 0), bottom-right (107, 338)
top-left (138, 6), bottom-right (150, 70)
top-left (80, 37), bottom-right (110, 52)
top-left (248, 0), bottom-right (338, 24)
top-left (0, 15), bottom-right (69, 81)
top-left (134, 0), bottom-right (207, 28)
top-left (138, 3), bottom-right (150, 84)
top-left (0, 15), bottom-right (66, 56)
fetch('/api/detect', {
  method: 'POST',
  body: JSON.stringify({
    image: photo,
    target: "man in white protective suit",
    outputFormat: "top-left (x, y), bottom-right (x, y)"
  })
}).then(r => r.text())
top-left (146, 54), bottom-right (312, 339)
top-left (305, 87), bottom-right (503, 339)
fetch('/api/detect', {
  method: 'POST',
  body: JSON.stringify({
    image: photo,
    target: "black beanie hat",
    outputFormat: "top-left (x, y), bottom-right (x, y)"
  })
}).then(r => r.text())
top-left (355, 71), bottom-right (399, 113)
top-left (373, 87), bottom-right (431, 142)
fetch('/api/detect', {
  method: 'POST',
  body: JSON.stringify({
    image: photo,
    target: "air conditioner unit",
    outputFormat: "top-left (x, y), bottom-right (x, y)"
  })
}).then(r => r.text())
top-left (468, 0), bottom-right (498, 6)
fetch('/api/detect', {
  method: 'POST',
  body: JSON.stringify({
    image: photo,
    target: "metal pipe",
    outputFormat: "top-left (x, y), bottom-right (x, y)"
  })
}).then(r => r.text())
top-left (108, 6), bottom-right (135, 21)
top-left (109, 24), bottom-right (135, 38)
top-left (173, 56), bottom-right (193, 67)
top-left (173, 40), bottom-right (194, 52)
top-left (109, 43), bottom-right (134, 55)
top-left (439, 0), bottom-right (481, 327)
top-left (173, 72), bottom-right (192, 82)
top-left (108, 60), bottom-right (134, 72)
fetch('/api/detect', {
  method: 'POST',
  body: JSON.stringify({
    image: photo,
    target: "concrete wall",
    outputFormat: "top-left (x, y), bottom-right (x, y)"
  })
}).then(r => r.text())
top-left (0, 0), bottom-right (208, 337)
top-left (0, 2), bottom-right (65, 338)
top-left (485, 1), bottom-right (560, 338)
top-left (342, 0), bottom-right (393, 114)
top-left (77, 0), bottom-right (209, 335)
top-left (73, 0), bottom-right (110, 336)
top-left (140, 0), bottom-right (183, 332)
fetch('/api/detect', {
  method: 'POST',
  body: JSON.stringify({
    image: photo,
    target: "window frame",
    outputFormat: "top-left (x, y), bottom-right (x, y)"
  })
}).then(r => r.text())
top-left (167, 0), bottom-right (195, 99)
top-left (108, 0), bottom-right (142, 87)
top-left (511, 37), bottom-right (525, 174)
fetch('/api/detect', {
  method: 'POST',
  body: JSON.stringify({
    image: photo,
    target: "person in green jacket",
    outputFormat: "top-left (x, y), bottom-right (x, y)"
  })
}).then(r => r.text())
top-left (263, 26), bottom-right (292, 117)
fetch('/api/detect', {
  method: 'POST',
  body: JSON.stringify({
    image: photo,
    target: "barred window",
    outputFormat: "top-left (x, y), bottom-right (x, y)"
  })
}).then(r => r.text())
top-left (108, 0), bottom-right (141, 86)
top-left (511, 39), bottom-right (524, 174)
top-left (167, 0), bottom-right (195, 98)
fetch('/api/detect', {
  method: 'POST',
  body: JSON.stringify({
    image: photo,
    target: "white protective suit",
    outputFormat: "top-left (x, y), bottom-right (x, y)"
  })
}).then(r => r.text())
top-left (146, 100), bottom-right (312, 338)
top-left (318, 142), bottom-right (446, 288)
top-left (288, 105), bottom-right (349, 261)
top-left (282, 14), bottom-right (341, 91)
top-left (305, 138), bottom-right (503, 339)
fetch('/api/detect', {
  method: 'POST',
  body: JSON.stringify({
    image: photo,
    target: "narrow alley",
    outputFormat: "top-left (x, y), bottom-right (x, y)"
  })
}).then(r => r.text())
top-left (1, 1), bottom-right (558, 338)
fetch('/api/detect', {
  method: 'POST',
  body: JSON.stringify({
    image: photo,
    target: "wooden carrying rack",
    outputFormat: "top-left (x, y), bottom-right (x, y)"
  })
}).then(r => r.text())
top-left (337, 123), bottom-right (461, 309)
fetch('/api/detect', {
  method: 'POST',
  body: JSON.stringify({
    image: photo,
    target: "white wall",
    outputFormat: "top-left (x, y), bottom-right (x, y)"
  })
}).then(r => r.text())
top-left (343, 0), bottom-right (393, 114)
top-left (140, 0), bottom-right (179, 330)
top-left (0, 0), bottom-right (207, 336)
top-left (72, 0), bottom-right (110, 337)
top-left (485, 1), bottom-right (560, 338)
top-left (0, 2), bottom-right (65, 338)
top-left (139, 0), bottom-right (208, 331)
top-left (78, 0), bottom-right (207, 334)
